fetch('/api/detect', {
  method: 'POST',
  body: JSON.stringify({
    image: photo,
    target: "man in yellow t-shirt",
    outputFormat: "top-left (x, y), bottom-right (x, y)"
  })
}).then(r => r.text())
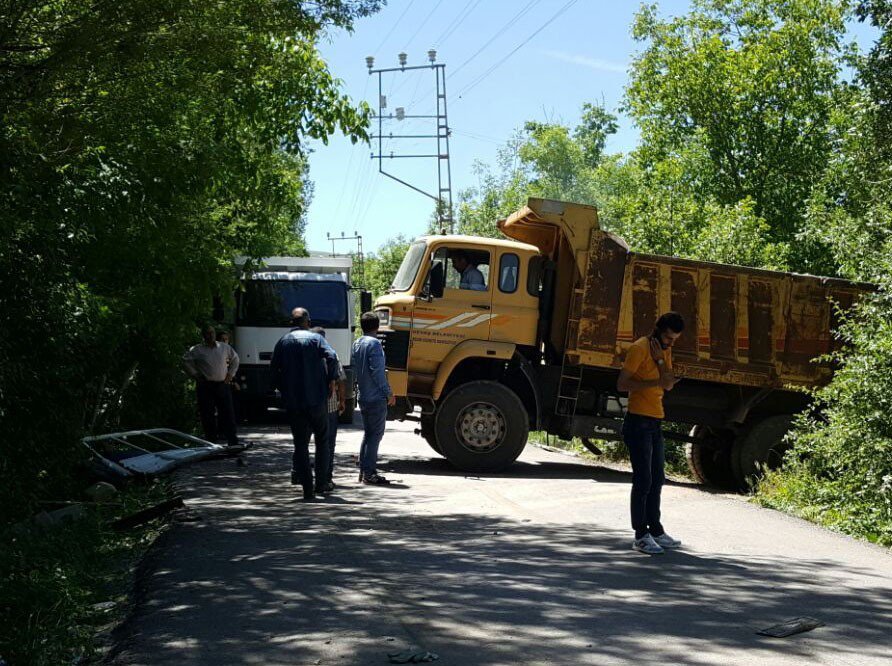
top-left (617, 312), bottom-right (685, 555)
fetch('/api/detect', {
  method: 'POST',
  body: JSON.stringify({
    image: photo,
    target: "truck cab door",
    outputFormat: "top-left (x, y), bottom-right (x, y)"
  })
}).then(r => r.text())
top-left (408, 245), bottom-right (494, 377)
top-left (489, 249), bottom-right (538, 347)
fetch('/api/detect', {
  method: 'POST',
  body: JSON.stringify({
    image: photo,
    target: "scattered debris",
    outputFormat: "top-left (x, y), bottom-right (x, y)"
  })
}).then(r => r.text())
top-left (387, 648), bottom-right (439, 664)
top-left (173, 507), bottom-right (203, 523)
top-left (112, 496), bottom-right (185, 531)
top-left (83, 428), bottom-right (241, 478)
top-left (757, 617), bottom-right (824, 638)
top-left (85, 481), bottom-right (119, 503)
top-left (580, 437), bottom-right (603, 456)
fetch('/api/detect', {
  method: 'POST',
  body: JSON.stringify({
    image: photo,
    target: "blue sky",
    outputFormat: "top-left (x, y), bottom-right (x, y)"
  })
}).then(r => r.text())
top-left (306, 0), bottom-right (874, 256)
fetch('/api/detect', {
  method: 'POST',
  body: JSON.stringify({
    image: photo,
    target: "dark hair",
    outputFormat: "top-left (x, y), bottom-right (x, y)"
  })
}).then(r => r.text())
top-left (310, 326), bottom-right (326, 338)
top-left (451, 249), bottom-right (469, 262)
top-left (655, 311), bottom-right (685, 334)
top-left (360, 312), bottom-right (380, 334)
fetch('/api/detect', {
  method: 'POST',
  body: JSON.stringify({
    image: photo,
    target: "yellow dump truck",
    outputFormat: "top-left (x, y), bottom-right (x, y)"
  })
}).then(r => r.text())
top-left (375, 198), bottom-right (870, 489)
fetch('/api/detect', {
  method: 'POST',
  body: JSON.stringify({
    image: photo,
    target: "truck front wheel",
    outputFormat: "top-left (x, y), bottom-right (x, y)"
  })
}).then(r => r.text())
top-left (435, 381), bottom-right (528, 472)
top-left (420, 414), bottom-right (443, 455)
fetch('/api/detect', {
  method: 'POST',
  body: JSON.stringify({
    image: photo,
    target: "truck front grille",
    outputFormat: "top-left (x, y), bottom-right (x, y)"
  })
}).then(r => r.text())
top-left (379, 329), bottom-right (409, 370)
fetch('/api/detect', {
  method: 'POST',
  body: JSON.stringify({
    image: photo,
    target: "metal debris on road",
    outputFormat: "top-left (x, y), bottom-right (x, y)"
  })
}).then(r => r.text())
top-left (757, 617), bottom-right (824, 638)
top-left (112, 496), bottom-right (185, 531)
top-left (387, 648), bottom-right (439, 663)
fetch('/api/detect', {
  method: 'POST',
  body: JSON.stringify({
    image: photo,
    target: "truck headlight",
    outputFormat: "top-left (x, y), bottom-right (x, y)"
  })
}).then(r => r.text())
top-left (376, 309), bottom-right (391, 327)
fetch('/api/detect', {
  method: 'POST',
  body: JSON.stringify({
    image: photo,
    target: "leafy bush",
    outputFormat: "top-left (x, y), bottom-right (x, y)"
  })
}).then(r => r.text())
top-left (0, 0), bottom-right (380, 525)
top-left (758, 263), bottom-right (892, 545)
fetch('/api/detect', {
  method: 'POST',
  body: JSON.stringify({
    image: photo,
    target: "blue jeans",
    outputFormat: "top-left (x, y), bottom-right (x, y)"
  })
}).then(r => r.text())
top-left (326, 411), bottom-right (339, 483)
top-left (359, 399), bottom-right (387, 475)
top-left (623, 413), bottom-right (665, 539)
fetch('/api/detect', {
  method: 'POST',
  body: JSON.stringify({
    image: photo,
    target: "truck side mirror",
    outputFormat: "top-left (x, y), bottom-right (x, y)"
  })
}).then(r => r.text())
top-left (429, 262), bottom-right (445, 299)
top-left (360, 290), bottom-right (372, 313)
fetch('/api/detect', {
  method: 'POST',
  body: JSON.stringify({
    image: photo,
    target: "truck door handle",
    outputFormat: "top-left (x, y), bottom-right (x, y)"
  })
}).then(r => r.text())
top-left (472, 304), bottom-right (491, 310)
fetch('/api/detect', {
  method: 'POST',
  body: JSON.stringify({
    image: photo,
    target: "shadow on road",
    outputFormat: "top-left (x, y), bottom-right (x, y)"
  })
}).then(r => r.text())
top-left (107, 436), bottom-right (892, 666)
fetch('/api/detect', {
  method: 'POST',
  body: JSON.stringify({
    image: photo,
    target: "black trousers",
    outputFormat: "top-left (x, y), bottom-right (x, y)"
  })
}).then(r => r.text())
top-left (196, 381), bottom-right (239, 447)
top-left (623, 413), bottom-right (665, 539)
top-left (287, 404), bottom-right (330, 493)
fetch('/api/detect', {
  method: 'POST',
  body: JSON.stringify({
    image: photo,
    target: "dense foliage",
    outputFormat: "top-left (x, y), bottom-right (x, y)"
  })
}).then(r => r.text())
top-left (757, 1), bottom-right (892, 545)
top-left (364, 234), bottom-right (411, 298)
top-left (0, 0), bottom-right (380, 524)
top-left (445, 0), bottom-right (892, 544)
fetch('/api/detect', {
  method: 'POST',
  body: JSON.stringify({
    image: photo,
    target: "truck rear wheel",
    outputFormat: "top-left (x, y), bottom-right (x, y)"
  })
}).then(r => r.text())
top-left (685, 426), bottom-right (738, 490)
top-left (732, 415), bottom-right (794, 489)
top-left (420, 414), bottom-right (443, 455)
top-left (435, 381), bottom-right (528, 472)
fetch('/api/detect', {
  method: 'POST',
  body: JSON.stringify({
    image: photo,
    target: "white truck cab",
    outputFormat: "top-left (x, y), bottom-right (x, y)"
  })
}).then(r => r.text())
top-left (232, 256), bottom-right (359, 421)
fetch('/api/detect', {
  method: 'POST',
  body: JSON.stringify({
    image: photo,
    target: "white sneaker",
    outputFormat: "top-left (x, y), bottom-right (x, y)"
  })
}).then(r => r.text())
top-left (653, 533), bottom-right (681, 549)
top-left (632, 533), bottom-right (664, 555)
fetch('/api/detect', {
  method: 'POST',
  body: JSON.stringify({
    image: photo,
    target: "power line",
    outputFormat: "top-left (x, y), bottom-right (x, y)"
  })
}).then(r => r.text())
top-left (373, 0), bottom-right (417, 56)
top-left (403, 0), bottom-right (446, 51)
top-left (434, 0), bottom-right (484, 47)
top-left (333, 76), bottom-right (371, 225)
top-left (450, 0), bottom-right (540, 77)
top-left (455, 0), bottom-right (580, 99)
top-left (452, 129), bottom-right (504, 145)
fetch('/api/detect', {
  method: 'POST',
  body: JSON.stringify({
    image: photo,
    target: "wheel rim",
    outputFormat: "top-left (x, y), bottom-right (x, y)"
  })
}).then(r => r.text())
top-left (455, 401), bottom-right (506, 453)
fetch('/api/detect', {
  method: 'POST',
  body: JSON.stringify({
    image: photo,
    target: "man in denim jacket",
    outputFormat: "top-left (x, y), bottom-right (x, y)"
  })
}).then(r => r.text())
top-left (352, 312), bottom-right (395, 485)
top-left (270, 308), bottom-right (338, 500)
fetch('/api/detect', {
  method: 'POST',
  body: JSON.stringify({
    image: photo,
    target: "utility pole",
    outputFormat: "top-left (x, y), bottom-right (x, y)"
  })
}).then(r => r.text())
top-left (326, 231), bottom-right (365, 289)
top-left (366, 50), bottom-right (454, 234)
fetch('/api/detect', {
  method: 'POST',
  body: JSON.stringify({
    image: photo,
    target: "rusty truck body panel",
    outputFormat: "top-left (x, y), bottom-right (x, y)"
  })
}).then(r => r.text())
top-left (573, 231), bottom-right (861, 389)
top-left (377, 198), bottom-right (871, 488)
top-left (500, 199), bottom-right (867, 391)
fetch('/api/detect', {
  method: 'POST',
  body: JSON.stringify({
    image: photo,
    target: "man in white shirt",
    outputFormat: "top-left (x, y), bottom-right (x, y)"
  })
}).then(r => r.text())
top-left (183, 325), bottom-right (241, 447)
top-left (451, 250), bottom-right (486, 291)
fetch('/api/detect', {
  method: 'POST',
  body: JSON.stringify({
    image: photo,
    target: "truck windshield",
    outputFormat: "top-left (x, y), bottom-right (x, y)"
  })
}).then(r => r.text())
top-left (238, 281), bottom-right (348, 328)
top-left (391, 241), bottom-right (427, 292)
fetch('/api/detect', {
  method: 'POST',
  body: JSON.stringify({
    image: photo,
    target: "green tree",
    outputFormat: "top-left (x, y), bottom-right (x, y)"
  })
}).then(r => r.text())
top-left (626, 0), bottom-right (852, 269)
top-left (757, 1), bottom-right (892, 545)
top-left (365, 235), bottom-right (412, 298)
top-left (0, 0), bottom-right (382, 523)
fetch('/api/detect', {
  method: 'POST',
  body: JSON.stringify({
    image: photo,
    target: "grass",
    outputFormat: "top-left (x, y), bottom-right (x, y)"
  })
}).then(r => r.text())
top-left (528, 431), bottom-right (694, 480)
top-left (0, 480), bottom-right (175, 665)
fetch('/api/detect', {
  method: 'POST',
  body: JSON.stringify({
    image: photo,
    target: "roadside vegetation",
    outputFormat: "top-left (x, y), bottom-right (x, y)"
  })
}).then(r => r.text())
top-left (0, 481), bottom-right (174, 665)
top-left (0, 0), bottom-right (382, 661)
top-left (371, 1), bottom-right (892, 546)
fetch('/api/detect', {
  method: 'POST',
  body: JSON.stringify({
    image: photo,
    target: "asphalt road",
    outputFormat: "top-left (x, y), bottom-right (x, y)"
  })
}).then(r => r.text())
top-left (108, 413), bottom-right (892, 666)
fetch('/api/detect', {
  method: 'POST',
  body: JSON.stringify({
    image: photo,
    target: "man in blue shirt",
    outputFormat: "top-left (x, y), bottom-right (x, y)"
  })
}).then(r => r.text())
top-left (353, 312), bottom-right (395, 484)
top-left (450, 250), bottom-right (486, 291)
top-left (270, 307), bottom-right (338, 500)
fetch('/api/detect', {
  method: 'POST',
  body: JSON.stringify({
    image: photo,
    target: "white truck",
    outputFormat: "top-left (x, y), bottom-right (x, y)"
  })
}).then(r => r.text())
top-left (231, 256), bottom-right (368, 422)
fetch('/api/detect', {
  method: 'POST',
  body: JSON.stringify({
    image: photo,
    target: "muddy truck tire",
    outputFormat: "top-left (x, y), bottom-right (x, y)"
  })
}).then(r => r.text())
top-left (685, 425), bottom-right (738, 490)
top-left (732, 414), bottom-right (795, 489)
top-left (419, 414), bottom-right (443, 455)
top-left (435, 381), bottom-right (528, 472)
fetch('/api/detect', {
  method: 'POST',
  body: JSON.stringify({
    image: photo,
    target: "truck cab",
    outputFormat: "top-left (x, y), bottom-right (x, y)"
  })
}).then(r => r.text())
top-left (232, 256), bottom-right (358, 422)
top-left (375, 236), bottom-right (541, 403)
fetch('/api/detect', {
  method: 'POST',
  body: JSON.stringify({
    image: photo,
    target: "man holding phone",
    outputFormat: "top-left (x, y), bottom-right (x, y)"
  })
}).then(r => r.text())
top-left (617, 312), bottom-right (685, 555)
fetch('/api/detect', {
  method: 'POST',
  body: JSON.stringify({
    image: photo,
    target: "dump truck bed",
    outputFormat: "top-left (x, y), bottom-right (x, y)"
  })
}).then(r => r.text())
top-left (572, 231), bottom-right (868, 389)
